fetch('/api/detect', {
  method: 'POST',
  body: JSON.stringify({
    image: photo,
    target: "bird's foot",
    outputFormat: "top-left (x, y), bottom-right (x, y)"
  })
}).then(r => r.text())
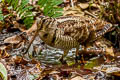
top-left (75, 56), bottom-right (80, 63)
top-left (59, 57), bottom-right (67, 64)
top-left (104, 54), bottom-right (114, 64)
top-left (104, 57), bottom-right (114, 64)
top-left (75, 55), bottom-right (86, 65)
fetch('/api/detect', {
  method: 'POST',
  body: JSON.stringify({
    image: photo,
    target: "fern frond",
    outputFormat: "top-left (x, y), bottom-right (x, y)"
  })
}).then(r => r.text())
top-left (5, 0), bottom-right (63, 28)
top-left (5, 0), bottom-right (33, 28)
top-left (0, 8), bottom-right (4, 21)
top-left (37, 0), bottom-right (63, 17)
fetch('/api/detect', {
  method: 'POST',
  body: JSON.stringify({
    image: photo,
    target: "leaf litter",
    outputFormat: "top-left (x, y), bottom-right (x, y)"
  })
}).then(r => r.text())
top-left (0, 0), bottom-right (120, 80)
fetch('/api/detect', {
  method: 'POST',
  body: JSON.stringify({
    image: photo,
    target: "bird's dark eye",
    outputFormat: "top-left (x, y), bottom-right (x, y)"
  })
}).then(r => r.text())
top-left (42, 19), bottom-right (46, 23)
top-left (43, 33), bottom-right (48, 38)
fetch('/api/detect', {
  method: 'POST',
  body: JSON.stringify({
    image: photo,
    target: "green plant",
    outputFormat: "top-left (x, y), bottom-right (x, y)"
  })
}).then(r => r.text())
top-left (0, 62), bottom-right (7, 80)
top-left (37, 0), bottom-right (63, 17)
top-left (0, 8), bottom-right (4, 21)
top-left (5, 0), bottom-right (34, 28)
top-left (5, 0), bottom-right (63, 28)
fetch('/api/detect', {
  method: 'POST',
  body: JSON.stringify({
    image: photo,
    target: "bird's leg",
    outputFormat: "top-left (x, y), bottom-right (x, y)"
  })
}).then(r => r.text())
top-left (59, 50), bottom-right (69, 64)
top-left (75, 47), bottom-right (79, 63)
top-left (75, 46), bottom-right (86, 64)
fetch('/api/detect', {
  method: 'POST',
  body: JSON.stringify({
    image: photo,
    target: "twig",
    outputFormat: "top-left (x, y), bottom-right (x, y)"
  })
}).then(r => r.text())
top-left (70, 0), bottom-right (74, 8)
top-left (84, 10), bottom-right (98, 19)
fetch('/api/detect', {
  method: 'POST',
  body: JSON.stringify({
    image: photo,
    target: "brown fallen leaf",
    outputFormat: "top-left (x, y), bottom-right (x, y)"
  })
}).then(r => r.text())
top-left (64, 0), bottom-right (77, 3)
top-left (4, 35), bottom-right (22, 44)
top-left (0, 49), bottom-right (10, 58)
top-left (25, 21), bottom-right (37, 34)
top-left (0, 45), bottom-right (7, 50)
top-left (106, 47), bottom-right (114, 57)
top-left (12, 56), bottom-right (29, 65)
top-left (0, 21), bottom-right (4, 32)
top-left (77, 3), bottom-right (89, 9)
top-left (13, 21), bottom-right (26, 32)
top-left (63, 6), bottom-right (84, 16)
top-left (71, 76), bottom-right (86, 80)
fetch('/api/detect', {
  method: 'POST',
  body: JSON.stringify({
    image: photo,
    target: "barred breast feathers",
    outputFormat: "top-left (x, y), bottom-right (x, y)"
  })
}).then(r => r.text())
top-left (53, 29), bottom-right (79, 49)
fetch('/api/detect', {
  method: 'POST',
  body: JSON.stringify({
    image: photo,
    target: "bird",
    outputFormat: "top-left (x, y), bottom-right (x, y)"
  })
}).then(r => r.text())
top-left (35, 16), bottom-right (114, 63)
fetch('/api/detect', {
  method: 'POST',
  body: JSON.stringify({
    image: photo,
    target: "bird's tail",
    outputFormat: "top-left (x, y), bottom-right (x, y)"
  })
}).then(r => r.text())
top-left (96, 23), bottom-right (114, 38)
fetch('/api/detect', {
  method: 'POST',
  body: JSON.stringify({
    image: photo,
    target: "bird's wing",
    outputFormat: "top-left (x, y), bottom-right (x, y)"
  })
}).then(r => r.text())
top-left (56, 16), bottom-right (90, 43)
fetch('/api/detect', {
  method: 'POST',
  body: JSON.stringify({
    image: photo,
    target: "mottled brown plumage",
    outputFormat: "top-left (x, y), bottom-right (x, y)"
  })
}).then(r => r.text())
top-left (36, 16), bottom-right (114, 62)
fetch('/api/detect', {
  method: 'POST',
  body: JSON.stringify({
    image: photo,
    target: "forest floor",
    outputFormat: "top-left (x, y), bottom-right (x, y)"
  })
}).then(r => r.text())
top-left (0, 0), bottom-right (120, 80)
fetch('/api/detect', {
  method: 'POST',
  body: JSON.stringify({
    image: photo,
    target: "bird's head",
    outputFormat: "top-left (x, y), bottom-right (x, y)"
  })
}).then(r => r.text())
top-left (36, 16), bottom-right (56, 45)
top-left (36, 16), bottom-right (55, 32)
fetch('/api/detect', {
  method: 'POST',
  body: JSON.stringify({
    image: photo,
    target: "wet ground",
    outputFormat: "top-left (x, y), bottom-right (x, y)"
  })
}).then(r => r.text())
top-left (34, 44), bottom-right (120, 80)
top-left (1, 31), bottom-right (120, 80)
